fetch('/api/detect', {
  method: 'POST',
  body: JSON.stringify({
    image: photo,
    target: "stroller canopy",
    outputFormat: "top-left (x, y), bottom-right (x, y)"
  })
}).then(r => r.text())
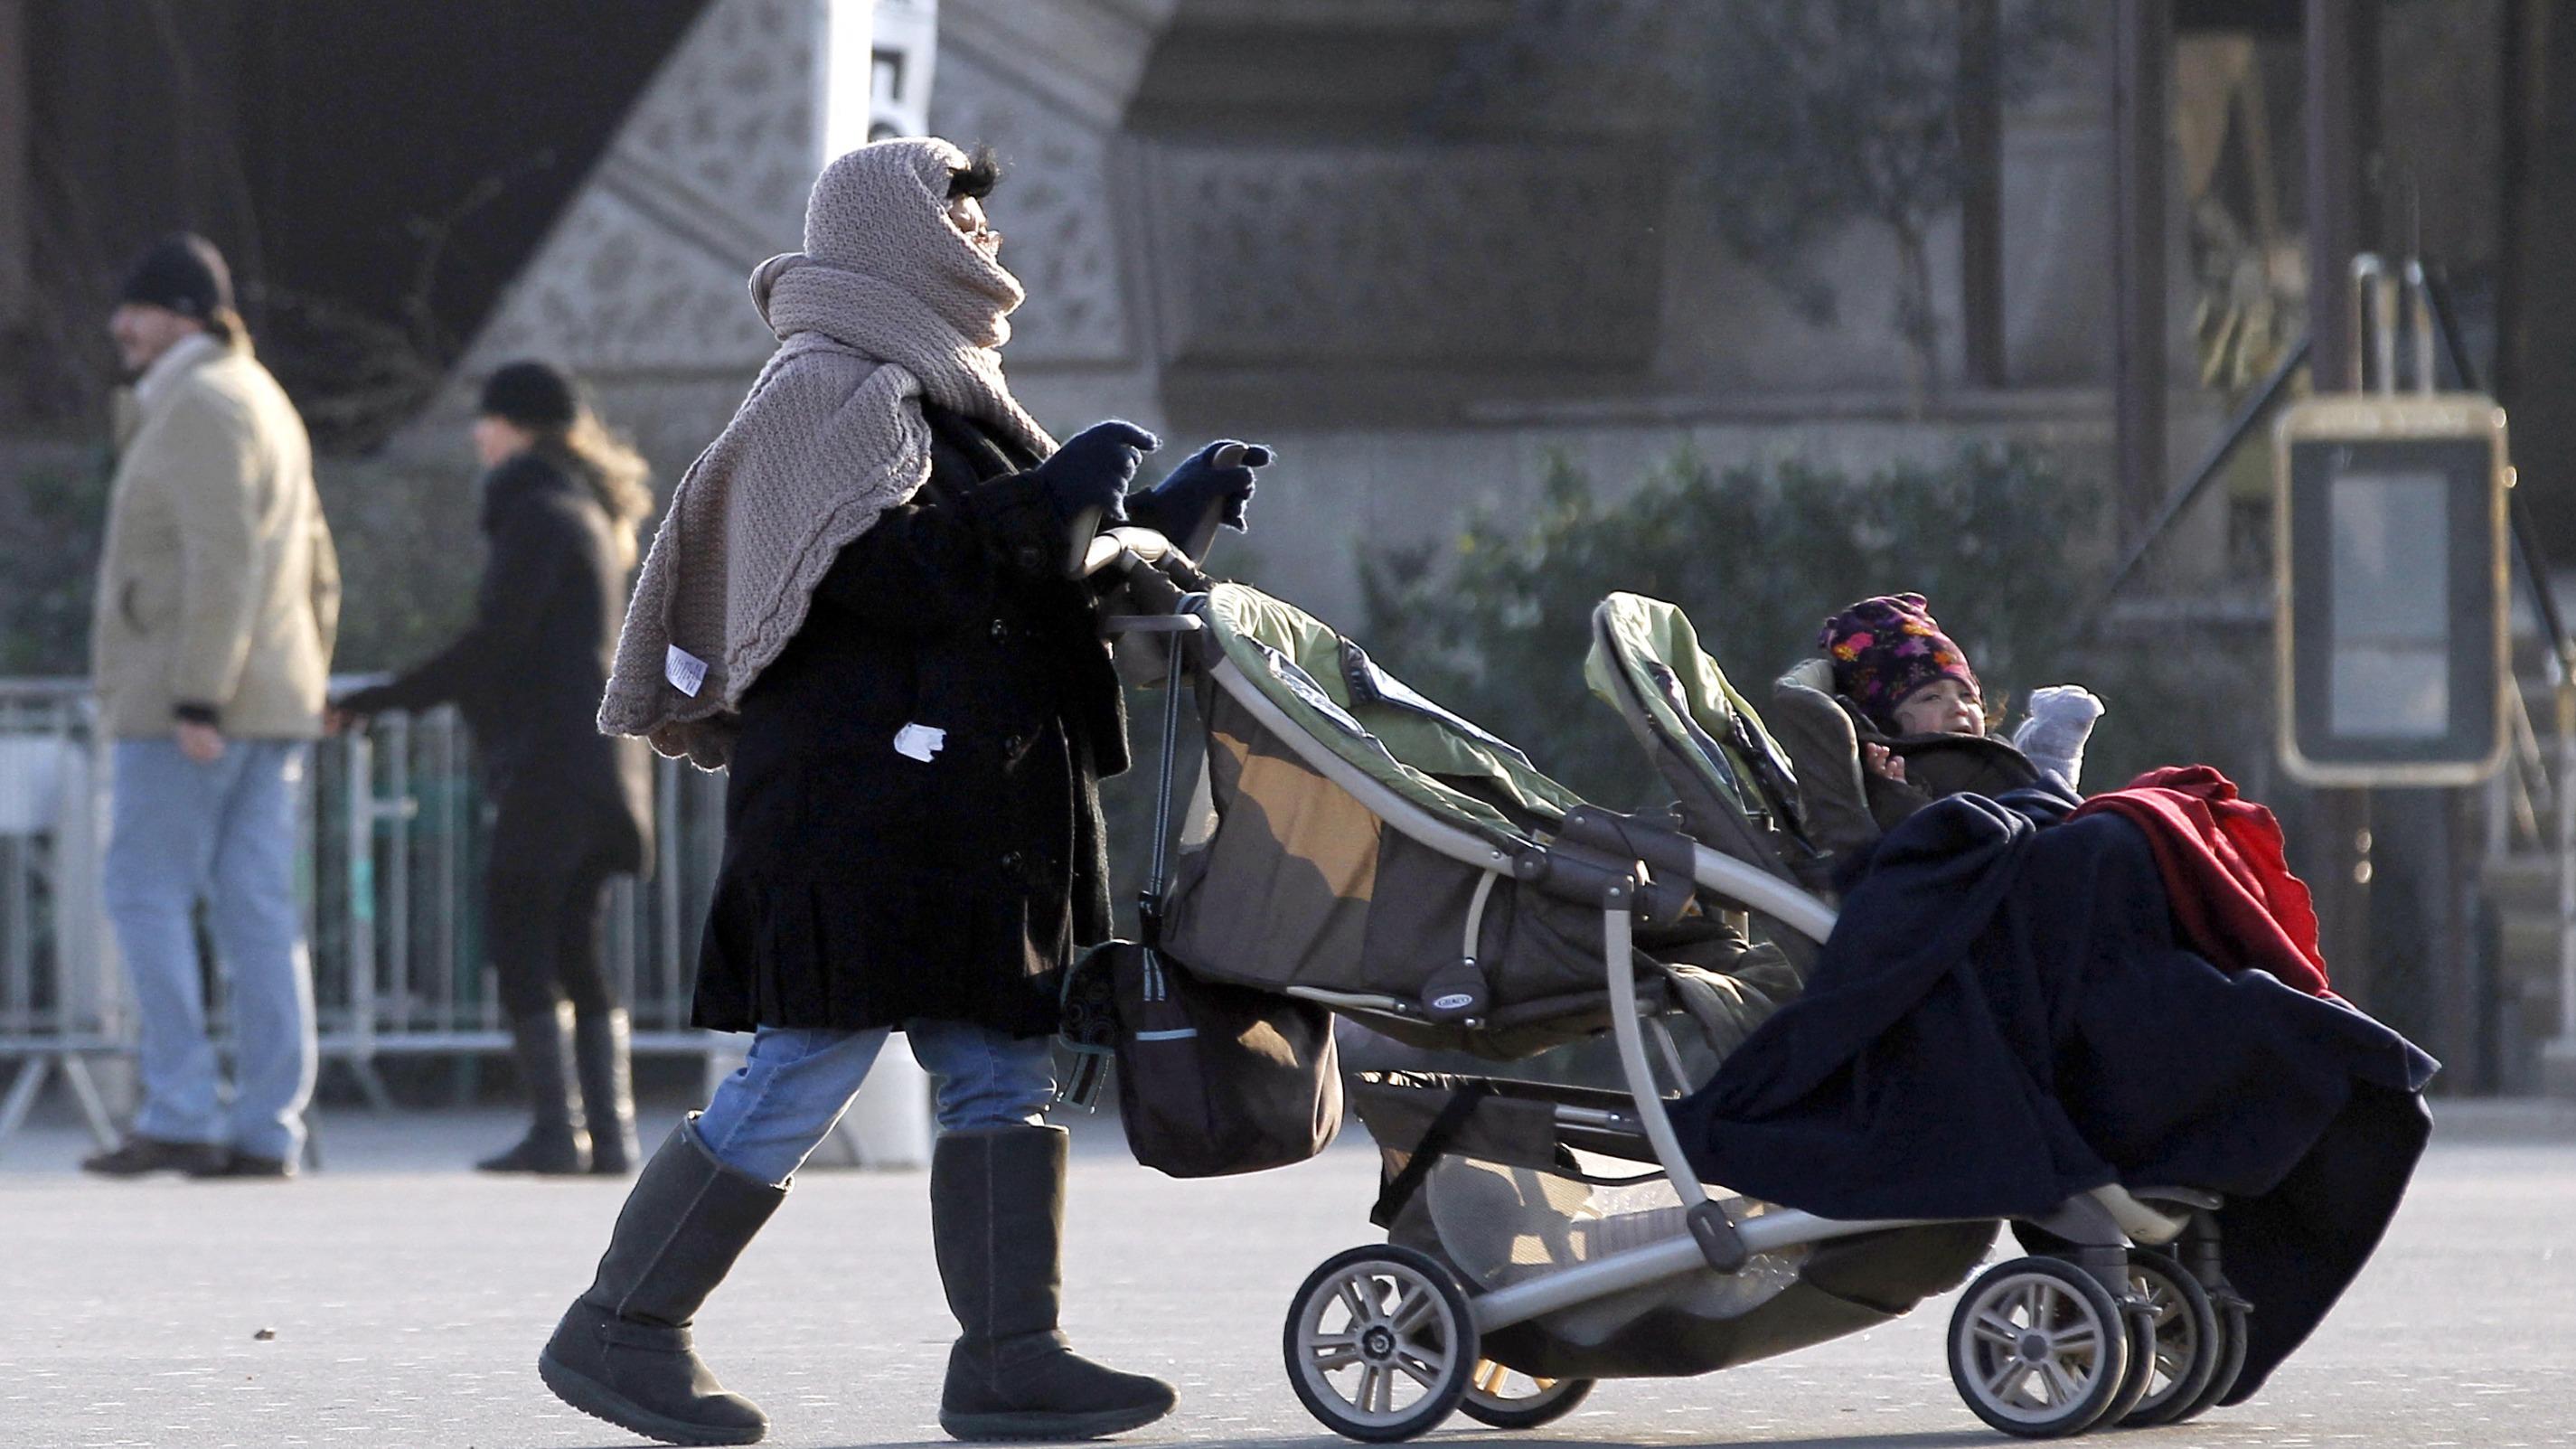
top-left (1584, 593), bottom-right (1818, 886)
top-left (1198, 584), bottom-right (1587, 850)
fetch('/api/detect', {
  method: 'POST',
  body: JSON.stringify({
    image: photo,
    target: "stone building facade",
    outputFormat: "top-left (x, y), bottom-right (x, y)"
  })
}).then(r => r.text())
top-left (410, 0), bottom-right (2138, 618)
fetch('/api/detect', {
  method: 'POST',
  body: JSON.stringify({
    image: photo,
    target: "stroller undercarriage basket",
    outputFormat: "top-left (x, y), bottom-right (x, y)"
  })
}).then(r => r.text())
top-left (1347, 1066), bottom-right (1996, 1382)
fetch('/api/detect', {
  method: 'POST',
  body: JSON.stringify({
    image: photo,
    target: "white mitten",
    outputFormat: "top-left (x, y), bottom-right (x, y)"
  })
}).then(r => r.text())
top-left (2011, 684), bottom-right (2104, 791)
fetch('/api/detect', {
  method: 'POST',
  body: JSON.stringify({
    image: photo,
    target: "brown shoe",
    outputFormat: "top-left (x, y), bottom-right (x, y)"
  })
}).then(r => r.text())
top-left (80, 1135), bottom-right (229, 1178)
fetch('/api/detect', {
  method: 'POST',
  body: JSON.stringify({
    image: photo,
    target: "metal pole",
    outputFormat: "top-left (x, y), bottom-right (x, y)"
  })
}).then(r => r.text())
top-left (2405, 259), bottom-right (2437, 397)
top-left (2559, 683), bottom-right (2576, 1047)
top-left (2369, 262), bottom-right (2399, 397)
top-left (2083, 334), bottom-right (2311, 628)
top-left (2351, 252), bottom-right (2384, 390)
top-left (2548, 679), bottom-right (2576, 1096)
top-left (1960, 0), bottom-right (2007, 389)
top-left (342, 729), bottom-right (378, 1087)
top-left (2306, 0), bottom-right (2376, 1002)
top-left (386, 713), bottom-right (411, 1030)
top-left (2111, 0), bottom-right (2174, 548)
top-left (2308, 0), bottom-right (2364, 398)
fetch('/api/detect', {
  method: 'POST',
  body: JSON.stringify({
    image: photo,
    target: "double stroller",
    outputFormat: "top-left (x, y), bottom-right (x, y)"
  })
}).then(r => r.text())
top-left (1085, 532), bottom-right (2250, 1441)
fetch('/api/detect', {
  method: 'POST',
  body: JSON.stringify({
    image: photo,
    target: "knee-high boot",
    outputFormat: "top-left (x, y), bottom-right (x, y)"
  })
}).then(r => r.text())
top-left (931, 1125), bottom-right (1177, 1441)
top-left (539, 1116), bottom-right (783, 1446)
top-left (479, 1005), bottom-right (589, 1174)
top-left (575, 1008), bottom-right (641, 1174)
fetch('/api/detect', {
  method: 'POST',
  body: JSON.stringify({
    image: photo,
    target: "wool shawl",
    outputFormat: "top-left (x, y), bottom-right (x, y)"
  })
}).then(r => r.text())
top-left (598, 137), bottom-right (1056, 767)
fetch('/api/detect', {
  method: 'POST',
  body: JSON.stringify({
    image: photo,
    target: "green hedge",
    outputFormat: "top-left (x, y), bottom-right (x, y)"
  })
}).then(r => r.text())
top-left (0, 449), bottom-right (481, 680)
top-left (1352, 442), bottom-right (2269, 808)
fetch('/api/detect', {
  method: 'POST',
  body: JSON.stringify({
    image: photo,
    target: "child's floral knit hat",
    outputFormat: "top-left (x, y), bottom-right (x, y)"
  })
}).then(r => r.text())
top-left (1818, 592), bottom-right (1979, 733)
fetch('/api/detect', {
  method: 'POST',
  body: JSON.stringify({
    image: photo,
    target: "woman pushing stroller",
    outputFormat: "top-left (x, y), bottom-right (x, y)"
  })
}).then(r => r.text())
top-left (541, 136), bottom-right (1271, 1446)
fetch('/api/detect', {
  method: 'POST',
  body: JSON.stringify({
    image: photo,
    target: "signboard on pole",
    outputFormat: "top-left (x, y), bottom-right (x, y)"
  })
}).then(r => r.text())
top-left (2273, 393), bottom-right (2510, 786)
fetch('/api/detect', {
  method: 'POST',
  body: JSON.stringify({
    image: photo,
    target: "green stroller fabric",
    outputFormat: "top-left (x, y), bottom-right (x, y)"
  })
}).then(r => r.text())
top-left (1198, 584), bottom-right (1586, 842)
top-left (1585, 592), bottom-right (1826, 888)
top-left (1157, 584), bottom-right (1793, 1059)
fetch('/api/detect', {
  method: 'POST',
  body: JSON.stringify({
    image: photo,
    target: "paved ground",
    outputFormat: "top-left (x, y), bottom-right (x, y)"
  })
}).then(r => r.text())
top-left (2, 1101), bottom-right (2571, 1449)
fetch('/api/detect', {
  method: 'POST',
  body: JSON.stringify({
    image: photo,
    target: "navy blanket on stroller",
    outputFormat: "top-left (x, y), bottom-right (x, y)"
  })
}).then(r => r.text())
top-left (1670, 785), bottom-right (2437, 1406)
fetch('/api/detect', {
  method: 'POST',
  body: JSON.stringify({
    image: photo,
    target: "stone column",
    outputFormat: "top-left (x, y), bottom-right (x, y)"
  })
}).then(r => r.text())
top-left (0, 0), bottom-right (27, 330)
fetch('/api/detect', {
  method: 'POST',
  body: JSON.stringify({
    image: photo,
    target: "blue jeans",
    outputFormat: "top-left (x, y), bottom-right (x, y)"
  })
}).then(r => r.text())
top-left (103, 739), bottom-right (317, 1162)
top-left (696, 1020), bottom-right (1054, 1186)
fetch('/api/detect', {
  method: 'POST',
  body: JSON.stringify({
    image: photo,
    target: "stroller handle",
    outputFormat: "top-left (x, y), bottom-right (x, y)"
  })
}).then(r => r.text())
top-left (1065, 446), bottom-right (1242, 579)
top-left (1076, 524), bottom-right (1214, 581)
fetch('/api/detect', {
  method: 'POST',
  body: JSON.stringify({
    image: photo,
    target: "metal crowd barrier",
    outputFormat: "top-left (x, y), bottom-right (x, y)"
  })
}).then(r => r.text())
top-left (315, 699), bottom-right (735, 1106)
top-left (0, 681), bottom-right (118, 1148)
top-left (0, 676), bottom-right (737, 1153)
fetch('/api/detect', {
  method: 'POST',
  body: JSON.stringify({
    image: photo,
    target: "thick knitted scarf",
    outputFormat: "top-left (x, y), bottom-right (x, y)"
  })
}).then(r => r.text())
top-left (598, 137), bottom-right (1056, 767)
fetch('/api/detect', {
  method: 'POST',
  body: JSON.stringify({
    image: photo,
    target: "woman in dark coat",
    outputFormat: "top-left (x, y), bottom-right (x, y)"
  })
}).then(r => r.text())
top-left (334, 362), bottom-right (654, 1175)
top-left (688, 397), bottom-right (1129, 1039)
top-left (537, 139), bottom-right (1269, 1447)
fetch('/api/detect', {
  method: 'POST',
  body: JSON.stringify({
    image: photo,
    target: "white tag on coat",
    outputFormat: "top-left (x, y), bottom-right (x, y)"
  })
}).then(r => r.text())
top-left (665, 645), bottom-right (709, 698)
top-left (894, 723), bottom-right (947, 763)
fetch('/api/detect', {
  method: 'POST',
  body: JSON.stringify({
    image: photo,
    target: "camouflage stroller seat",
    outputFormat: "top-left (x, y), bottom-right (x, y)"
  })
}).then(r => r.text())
top-left (1155, 582), bottom-right (1800, 1063)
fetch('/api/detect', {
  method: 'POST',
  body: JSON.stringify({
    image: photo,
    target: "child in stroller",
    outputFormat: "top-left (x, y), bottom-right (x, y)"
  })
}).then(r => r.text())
top-left (1586, 591), bottom-right (2431, 1438)
top-left (1765, 591), bottom-right (2103, 864)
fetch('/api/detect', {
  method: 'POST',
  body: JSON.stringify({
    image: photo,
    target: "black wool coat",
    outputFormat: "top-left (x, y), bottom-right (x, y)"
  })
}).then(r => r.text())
top-left (1674, 786), bottom-right (2435, 1406)
top-left (340, 448), bottom-right (652, 877)
top-left (689, 402), bottom-right (1129, 1039)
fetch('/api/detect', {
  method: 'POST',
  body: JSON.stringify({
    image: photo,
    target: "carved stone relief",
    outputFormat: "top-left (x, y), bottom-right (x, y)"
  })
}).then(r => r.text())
top-left (927, 47), bottom-right (1133, 367)
top-left (1142, 143), bottom-right (1660, 370)
top-left (455, 0), bottom-right (817, 384)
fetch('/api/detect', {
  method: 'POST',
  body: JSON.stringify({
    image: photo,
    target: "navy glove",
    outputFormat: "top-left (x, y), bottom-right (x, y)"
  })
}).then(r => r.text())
top-left (1129, 438), bottom-right (1274, 538)
top-left (1034, 420), bottom-right (1160, 528)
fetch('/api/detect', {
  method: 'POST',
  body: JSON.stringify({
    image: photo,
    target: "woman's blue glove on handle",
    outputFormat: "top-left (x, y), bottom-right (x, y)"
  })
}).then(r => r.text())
top-left (1129, 438), bottom-right (1275, 537)
top-left (1035, 420), bottom-right (1160, 527)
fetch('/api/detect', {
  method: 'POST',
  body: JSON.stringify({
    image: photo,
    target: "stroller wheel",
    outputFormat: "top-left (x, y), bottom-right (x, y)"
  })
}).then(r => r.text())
top-left (2168, 1296), bottom-right (2252, 1423)
top-left (2115, 1251), bottom-right (2222, 1426)
top-left (1947, 1256), bottom-right (2135, 1438)
top-left (1283, 1244), bottom-right (1480, 1443)
top-left (1458, 1361), bottom-right (1594, 1429)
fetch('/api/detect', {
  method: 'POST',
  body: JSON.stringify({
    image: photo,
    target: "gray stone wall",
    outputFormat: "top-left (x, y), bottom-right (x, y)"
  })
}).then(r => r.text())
top-left (403, 0), bottom-right (2156, 623)
top-left (924, 0), bottom-right (2145, 617)
top-left (392, 0), bottom-right (819, 475)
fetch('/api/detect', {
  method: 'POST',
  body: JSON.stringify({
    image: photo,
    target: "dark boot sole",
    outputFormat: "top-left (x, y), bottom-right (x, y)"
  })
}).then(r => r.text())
top-left (538, 1349), bottom-right (766, 1447)
top-left (937, 1401), bottom-right (1174, 1442)
top-left (476, 1160), bottom-right (591, 1175)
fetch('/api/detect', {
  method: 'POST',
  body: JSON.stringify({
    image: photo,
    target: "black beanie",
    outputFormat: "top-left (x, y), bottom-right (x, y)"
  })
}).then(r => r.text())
top-left (118, 233), bottom-right (231, 320)
top-left (477, 360), bottom-right (580, 429)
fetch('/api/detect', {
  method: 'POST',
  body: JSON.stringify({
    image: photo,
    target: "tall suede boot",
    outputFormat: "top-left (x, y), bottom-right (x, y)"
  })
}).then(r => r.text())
top-left (931, 1126), bottom-right (1177, 1441)
top-left (480, 1005), bottom-right (589, 1174)
top-left (576, 1008), bottom-right (642, 1174)
top-left (539, 1117), bottom-right (782, 1446)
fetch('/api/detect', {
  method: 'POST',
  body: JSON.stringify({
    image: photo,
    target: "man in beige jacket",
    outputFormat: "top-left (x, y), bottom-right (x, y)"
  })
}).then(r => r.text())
top-left (83, 233), bottom-right (339, 1179)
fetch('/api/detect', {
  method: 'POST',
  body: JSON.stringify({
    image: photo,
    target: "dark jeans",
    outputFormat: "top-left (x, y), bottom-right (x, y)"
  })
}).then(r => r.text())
top-left (487, 849), bottom-right (623, 1019)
